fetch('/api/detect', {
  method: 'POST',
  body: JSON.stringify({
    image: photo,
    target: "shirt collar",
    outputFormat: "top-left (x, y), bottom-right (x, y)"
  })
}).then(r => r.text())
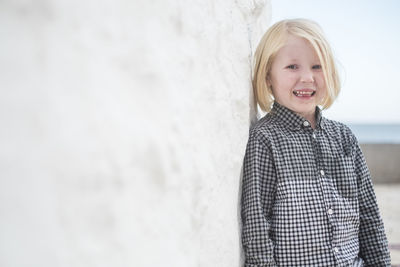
top-left (269, 101), bottom-right (325, 131)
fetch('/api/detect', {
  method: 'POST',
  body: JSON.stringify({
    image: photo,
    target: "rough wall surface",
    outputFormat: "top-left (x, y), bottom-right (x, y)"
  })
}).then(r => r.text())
top-left (0, 1), bottom-right (271, 266)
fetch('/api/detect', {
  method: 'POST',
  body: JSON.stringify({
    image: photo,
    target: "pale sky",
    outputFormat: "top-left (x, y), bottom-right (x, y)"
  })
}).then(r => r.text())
top-left (271, 0), bottom-right (400, 123)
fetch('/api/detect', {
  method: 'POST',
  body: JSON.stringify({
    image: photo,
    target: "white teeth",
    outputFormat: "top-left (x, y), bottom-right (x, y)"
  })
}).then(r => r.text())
top-left (294, 90), bottom-right (315, 96)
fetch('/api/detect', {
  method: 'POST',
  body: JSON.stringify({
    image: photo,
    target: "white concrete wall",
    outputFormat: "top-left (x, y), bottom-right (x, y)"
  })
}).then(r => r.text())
top-left (0, 1), bottom-right (271, 266)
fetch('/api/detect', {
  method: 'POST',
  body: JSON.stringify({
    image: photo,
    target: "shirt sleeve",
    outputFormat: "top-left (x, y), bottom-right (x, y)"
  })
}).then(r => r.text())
top-left (353, 136), bottom-right (391, 266)
top-left (241, 132), bottom-right (277, 266)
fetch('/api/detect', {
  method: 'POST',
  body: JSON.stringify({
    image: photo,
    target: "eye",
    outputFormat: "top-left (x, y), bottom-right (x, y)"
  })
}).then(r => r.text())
top-left (312, 64), bottom-right (322, 70)
top-left (286, 64), bottom-right (298, 70)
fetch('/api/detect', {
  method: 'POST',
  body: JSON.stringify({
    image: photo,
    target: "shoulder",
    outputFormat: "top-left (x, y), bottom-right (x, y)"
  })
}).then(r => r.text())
top-left (323, 117), bottom-right (351, 132)
top-left (248, 113), bottom-right (281, 143)
top-left (322, 117), bottom-right (358, 146)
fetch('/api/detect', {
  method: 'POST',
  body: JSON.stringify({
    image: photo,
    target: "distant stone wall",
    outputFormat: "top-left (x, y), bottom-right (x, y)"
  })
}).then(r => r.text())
top-left (0, 1), bottom-right (271, 266)
top-left (360, 144), bottom-right (400, 184)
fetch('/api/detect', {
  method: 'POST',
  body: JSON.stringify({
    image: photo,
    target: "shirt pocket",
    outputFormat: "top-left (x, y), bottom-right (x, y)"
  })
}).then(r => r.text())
top-left (331, 154), bottom-right (358, 199)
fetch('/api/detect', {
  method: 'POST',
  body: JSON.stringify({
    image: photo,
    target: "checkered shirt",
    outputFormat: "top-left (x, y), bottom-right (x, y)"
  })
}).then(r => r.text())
top-left (241, 102), bottom-right (391, 266)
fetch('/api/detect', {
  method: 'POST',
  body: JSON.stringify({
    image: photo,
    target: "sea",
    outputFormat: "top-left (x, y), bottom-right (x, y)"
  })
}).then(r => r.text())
top-left (347, 124), bottom-right (400, 144)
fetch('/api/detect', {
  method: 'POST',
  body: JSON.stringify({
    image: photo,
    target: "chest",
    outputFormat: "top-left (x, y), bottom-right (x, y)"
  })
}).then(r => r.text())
top-left (270, 128), bottom-right (357, 199)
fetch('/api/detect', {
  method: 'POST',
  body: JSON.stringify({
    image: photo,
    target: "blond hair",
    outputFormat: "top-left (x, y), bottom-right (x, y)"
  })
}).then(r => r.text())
top-left (253, 18), bottom-right (341, 112)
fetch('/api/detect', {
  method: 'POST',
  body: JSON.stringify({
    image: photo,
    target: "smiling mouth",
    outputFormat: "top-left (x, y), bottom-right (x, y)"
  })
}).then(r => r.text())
top-left (293, 90), bottom-right (316, 97)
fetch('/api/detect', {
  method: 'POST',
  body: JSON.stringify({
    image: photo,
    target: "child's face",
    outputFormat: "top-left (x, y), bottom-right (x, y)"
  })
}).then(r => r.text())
top-left (268, 35), bottom-right (326, 119)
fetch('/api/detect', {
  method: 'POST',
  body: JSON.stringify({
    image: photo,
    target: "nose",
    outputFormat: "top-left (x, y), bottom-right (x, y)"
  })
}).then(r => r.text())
top-left (300, 69), bottom-right (314, 83)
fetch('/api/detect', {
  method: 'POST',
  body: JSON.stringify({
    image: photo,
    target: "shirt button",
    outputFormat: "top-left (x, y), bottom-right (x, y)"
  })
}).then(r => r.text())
top-left (312, 133), bottom-right (316, 139)
top-left (333, 247), bottom-right (339, 253)
top-left (327, 208), bottom-right (333, 215)
top-left (303, 121), bottom-right (310, 127)
top-left (320, 170), bottom-right (325, 176)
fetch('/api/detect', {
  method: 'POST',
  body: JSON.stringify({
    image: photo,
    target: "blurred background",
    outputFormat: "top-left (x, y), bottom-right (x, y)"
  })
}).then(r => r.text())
top-left (0, 0), bottom-right (398, 266)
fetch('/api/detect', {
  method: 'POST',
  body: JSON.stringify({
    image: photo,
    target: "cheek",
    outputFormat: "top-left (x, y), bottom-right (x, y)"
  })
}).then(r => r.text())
top-left (271, 73), bottom-right (295, 88)
top-left (316, 74), bottom-right (326, 89)
top-left (316, 73), bottom-right (326, 86)
top-left (315, 74), bottom-right (327, 98)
